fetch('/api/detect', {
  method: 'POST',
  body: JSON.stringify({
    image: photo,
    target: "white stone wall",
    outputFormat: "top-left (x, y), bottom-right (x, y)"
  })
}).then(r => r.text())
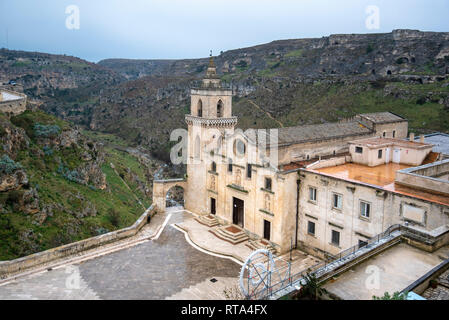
top-left (297, 170), bottom-right (449, 257)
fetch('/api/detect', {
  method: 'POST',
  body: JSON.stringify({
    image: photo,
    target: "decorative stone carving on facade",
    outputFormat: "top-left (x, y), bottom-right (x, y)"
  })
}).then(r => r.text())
top-left (235, 169), bottom-right (242, 186)
top-left (265, 194), bottom-right (271, 212)
top-left (210, 175), bottom-right (216, 191)
top-left (185, 115), bottom-right (238, 128)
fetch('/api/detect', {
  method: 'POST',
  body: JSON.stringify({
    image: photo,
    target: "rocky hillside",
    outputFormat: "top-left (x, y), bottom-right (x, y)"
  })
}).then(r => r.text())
top-left (0, 48), bottom-right (125, 105)
top-left (0, 109), bottom-right (167, 260)
top-left (56, 30), bottom-right (449, 160)
top-left (99, 29), bottom-right (449, 80)
top-left (4, 30), bottom-right (449, 162)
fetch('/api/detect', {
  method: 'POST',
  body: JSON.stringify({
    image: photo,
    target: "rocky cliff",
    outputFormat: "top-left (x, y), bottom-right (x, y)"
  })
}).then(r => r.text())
top-left (0, 109), bottom-right (162, 260)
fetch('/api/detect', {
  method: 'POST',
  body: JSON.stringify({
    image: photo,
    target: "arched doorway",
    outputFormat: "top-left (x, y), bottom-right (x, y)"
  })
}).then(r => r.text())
top-left (166, 185), bottom-right (184, 208)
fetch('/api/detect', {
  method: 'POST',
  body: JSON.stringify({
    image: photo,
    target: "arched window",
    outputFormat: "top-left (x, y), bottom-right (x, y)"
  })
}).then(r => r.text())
top-left (197, 99), bottom-right (203, 117)
top-left (217, 100), bottom-right (224, 118)
top-left (211, 161), bottom-right (217, 172)
top-left (195, 135), bottom-right (201, 159)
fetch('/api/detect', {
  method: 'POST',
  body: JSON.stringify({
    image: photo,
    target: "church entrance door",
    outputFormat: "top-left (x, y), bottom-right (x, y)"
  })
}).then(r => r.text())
top-left (232, 197), bottom-right (244, 228)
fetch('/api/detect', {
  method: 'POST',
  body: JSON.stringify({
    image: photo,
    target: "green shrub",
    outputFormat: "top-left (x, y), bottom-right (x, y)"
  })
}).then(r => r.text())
top-left (33, 123), bottom-right (61, 139)
top-left (0, 125), bottom-right (6, 137)
top-left (107, 208), bottom-right (120, 227)
top-left (373, 291), bottom-right (407, 300)
top-left (7, 190), bottom-right (23, 205)
top-left (0, 155), bottom-right (22, 174)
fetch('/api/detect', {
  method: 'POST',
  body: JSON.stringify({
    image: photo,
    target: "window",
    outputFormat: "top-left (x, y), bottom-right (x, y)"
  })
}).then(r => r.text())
top-left (332, 193), bottom-right (342, 210)
top-left (308, 221), bottom-right (316, 236)
top-left (309, 187), bottom-right (317, 202)
top-left (358, 240), bottom-right (368, 248)
top-left (355, 146), bottom-right (363, 154)
top-left (247, 164), bottom-right (252, 179)
top-left (217, 100), bottom-right (224, 118)
top-left (228, 158), bottom-right (233, 173)
top-left (265, 178), bottom-right (272, 191)
top-left (382, 132), bottom-right (386, 138)
top-left (211, 161), bottom-right (217, 172)
top-left (234, 139), bottom-right (246, 158)
top-left (378, 149), bottom-right (383, 159)
top-left (331, 230), bottom-right (340, 246)
top-left (360, 201), bottom-right (371, 218)
top-left (197, 99), bottom-right (203, 117)
top-left (393, 130), bottom-right (396, 138)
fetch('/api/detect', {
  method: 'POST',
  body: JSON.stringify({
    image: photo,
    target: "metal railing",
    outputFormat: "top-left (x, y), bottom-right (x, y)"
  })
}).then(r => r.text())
top-left (247, 224), bottom-right (403, 300)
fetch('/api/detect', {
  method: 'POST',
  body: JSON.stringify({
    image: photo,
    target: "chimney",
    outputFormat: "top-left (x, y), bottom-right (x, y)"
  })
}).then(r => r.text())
top-left (409, 133), bottom-right (415, 141)
top-left (420, 135), bottom-right (425, 143)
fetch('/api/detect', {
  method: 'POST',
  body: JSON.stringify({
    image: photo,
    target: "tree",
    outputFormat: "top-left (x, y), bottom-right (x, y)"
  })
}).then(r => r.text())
top-left (372, 291), bottom-right (407, 300)
top-left (299, 271), bottom-right (328, 300)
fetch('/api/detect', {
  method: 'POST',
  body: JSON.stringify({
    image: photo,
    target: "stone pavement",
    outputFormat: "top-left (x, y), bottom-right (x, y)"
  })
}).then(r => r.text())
top-left (422, 268), bottom-right (449, 300)
top-left (0, 210), bottom-right (241, 300)
top-left (176, 212), bottom-right (321, 273)
top-left (0, 209), bottom-right (320, 300)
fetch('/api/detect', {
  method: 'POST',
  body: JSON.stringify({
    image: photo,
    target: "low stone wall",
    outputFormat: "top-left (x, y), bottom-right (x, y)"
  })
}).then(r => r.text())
top-left (396, 160), bottom-right (449, 196)
top-left (0, 205), bottom-right (157, 277)
top-left (402, 258), bottom-right (449, 295)
top-left (0, 89), bottom-right (27, 116)
top-left (306, 156), bottom-right (348, 170)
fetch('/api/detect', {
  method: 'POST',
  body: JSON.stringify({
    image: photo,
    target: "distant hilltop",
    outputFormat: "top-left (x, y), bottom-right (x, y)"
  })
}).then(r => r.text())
top-left (98, 29), bottom-right (449, 80)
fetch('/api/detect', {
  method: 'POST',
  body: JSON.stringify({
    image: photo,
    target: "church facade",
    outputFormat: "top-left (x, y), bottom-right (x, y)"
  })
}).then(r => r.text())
top-left (154, 56), bottom-right (449, 256)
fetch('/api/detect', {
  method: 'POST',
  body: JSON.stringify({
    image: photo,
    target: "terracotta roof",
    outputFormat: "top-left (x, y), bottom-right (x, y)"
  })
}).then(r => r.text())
top-left (308, 162), bottom-right (449, 207)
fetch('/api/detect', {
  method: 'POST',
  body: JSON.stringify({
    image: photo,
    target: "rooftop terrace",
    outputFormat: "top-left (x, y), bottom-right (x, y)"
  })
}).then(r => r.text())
top-left (311, 162), bottom-right (449, 206)
top-left (324, 242), bottom-right (449, 300)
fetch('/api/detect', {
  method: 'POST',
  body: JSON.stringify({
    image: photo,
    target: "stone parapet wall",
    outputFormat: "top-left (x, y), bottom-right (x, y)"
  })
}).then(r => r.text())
top-left (396, 160), bottom-right (449, 196)
top-left (0, 205), bottom-right (157, 277)
top-left (0, 89), bottom-right (27, 116)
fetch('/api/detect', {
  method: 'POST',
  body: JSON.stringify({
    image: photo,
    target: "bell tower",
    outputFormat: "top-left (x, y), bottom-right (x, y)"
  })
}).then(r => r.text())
top-left (184, 53), bottom-right (237, 214)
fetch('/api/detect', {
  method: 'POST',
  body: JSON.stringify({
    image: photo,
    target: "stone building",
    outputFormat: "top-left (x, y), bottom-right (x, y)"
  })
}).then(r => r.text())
top-left (0, 89), bottom-right (27, 116)
top-left (297, 138), bottom-right (449, 259)
top-left (153, 56), bottom-right (448, 256)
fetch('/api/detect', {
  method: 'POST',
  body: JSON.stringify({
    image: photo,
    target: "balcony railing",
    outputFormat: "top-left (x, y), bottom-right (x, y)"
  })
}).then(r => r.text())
top-left (190, 80), bottom-right (233, 90)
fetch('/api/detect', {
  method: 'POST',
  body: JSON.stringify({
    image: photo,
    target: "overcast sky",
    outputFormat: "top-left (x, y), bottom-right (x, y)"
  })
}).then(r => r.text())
top-left (1, 0), bottom-right (448, 62)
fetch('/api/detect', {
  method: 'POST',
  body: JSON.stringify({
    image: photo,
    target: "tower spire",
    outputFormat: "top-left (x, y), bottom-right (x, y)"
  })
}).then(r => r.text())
top-left (205, 50), bottom-right (218, 80)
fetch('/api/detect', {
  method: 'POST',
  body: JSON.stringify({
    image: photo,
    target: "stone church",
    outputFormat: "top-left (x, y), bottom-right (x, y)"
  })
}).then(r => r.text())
top-left (154, 56), bottom-right (449, 256)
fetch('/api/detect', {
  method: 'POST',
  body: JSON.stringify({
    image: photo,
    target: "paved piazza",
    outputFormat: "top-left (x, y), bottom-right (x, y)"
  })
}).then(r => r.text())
top-left (0, 211), bottom-right (242, 300)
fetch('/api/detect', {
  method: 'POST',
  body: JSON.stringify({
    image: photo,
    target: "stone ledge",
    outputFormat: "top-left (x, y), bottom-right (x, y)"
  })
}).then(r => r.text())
top-left (227, 184), bottom-right (249, 194)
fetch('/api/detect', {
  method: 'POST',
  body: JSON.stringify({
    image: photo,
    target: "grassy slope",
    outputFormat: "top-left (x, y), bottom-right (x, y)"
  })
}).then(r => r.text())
top-left (232, 78), bottom-right (449, 134)
top-left (0, 112), bottom-right (153, 260)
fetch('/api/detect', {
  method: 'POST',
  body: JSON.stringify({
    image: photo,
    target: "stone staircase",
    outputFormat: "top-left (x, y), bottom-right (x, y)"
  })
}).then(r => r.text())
top-left (166, 277), bottom-right (238, 300)
top-left (246, 239), bottom-right (277, 254)
top-left (210, 225), bottom-right (249, 245)
top-left (195, 214), bottom-right (219, 227)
